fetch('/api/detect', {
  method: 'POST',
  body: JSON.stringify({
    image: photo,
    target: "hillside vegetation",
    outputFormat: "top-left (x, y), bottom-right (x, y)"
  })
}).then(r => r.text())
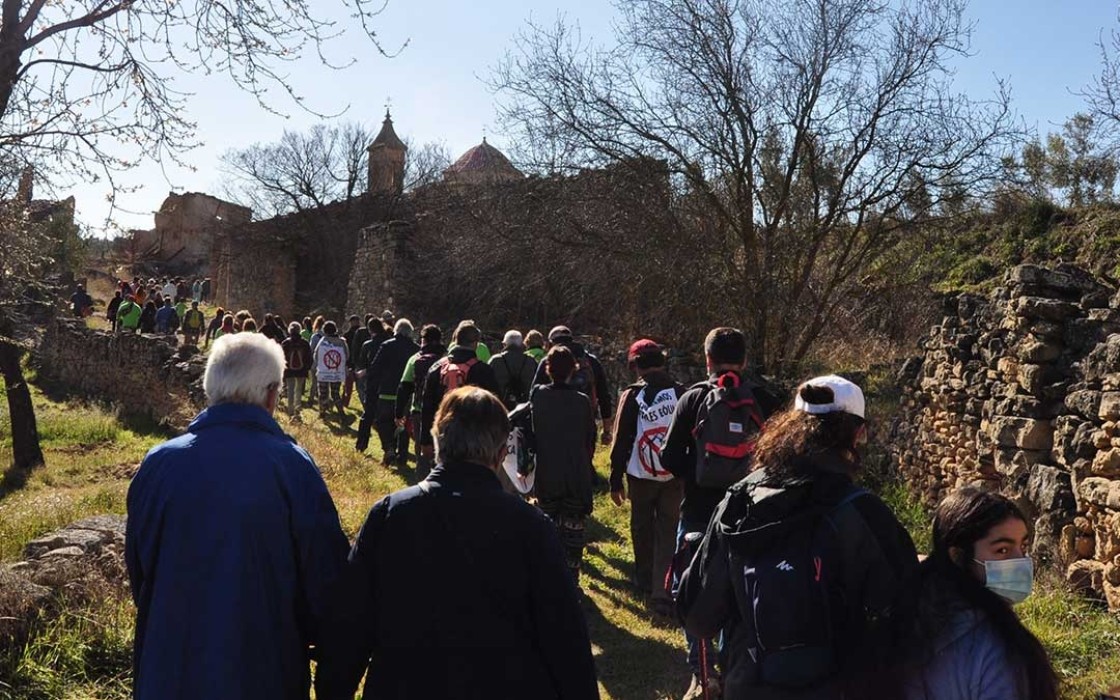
top-left (2, 377), bottom-right (1119, 698)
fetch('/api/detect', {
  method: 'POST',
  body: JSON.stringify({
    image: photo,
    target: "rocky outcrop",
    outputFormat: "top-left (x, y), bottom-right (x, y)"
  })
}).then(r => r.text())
top-left (0, 516), bottom-right (128, 644)
top-left (894, 264), bottom-right (1120, 609)
top-left (36, 319), bottom-right (206, 429)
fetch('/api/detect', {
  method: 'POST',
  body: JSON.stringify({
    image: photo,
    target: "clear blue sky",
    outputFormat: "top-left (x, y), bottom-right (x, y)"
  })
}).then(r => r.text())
top-left (71, 0), bottom-right (1118, 236)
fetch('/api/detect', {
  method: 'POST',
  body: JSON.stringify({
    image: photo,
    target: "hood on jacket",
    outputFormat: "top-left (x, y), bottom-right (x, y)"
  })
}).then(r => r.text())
top-left (717, 457), bottom-right (856, 552)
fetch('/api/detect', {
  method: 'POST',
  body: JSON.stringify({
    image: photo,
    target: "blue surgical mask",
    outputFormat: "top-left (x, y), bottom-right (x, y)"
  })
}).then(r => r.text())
top-left (975, 556), bottom-right (1033, 604)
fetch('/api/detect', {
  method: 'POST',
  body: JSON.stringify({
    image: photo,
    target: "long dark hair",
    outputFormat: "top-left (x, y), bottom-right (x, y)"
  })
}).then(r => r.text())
top-left (876, 488), bottom-right (1059, 699)
top-left (751, 382), bottom-right (864, 483)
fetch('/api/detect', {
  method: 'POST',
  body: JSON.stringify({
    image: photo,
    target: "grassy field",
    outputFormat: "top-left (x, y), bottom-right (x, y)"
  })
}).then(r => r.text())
top-left (2, 381), bottom-right (1120, 698)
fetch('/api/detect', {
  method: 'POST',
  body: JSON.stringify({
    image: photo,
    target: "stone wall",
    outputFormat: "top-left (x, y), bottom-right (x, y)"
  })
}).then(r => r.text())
top-left (894, 264), bottom-right (1120, 608)
top-left (36, 319), bottom-right (205, 428)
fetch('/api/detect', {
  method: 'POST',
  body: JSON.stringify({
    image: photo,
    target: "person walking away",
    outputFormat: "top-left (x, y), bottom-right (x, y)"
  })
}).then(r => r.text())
top-left (355, 318), bottom-right (419, 464)
top-left (161, 278), bottom-right (177, 301)
top-left (314, 321), bottom-right (348, 416)
top-left (532, 325), bottom-right (614, 446)
top-left (420, 321), bottom-right (498, 445)
top-left (395, 324), bottom-right (446, 477)
top-left (139, 300), bottom-right (158, 334)
top-left (70, 284), bottom-right (93, 318)
top-left (117, 295), bottom-right (142, 333)
top-left (107, 291), bottom-right (122, 332)
top-left (609, 339), bottom-right (685, 617)
top-left (446, 317), bottom-right (491, 363)
top-left (204, 307), bottom-right (225, 347)
top-left (660, 326), bottom-right (784, 699)
top-left (490, 329), bottom-right (538, 409)
top-left (868, 487), bottom-right (1058, 700)
top-left (315, 387), bottom-right (599, 700)
top-left (280, 322), bottom-right (312, 423)
top-left (677, 375), bottom-right (918, 700)
top-left (125, 332), bottom-right (350, 700)
top-left (349, 314), bottom-right (373, 408)
top-left (300, 317), bottom-right (313, 342)
top-left (309, 315), bottom-right (326, 390)
top-left (214, 314), bottom-right (234, 340)
top-left (525, 329), bottom-right (546, 363)
top-left (201, 276), bottom-right (211, 303)
top-left (357, 316), bottom-right (392, 401)
top-left (155, 298), bottom-right (178, 334)
top-left (531, 346), bottom-right (597, 582)
top-left (191, 278), bottom-right (202, 303)
top-left (341, 315), bottom-right (362, 407)
top-left (182, 301), bottom-right (206, 345)
top-left (174, 297), bottom-right (187, 325)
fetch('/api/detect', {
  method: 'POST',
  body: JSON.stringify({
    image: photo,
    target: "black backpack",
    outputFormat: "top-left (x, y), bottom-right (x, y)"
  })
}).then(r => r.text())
top-left (731, 480), bottom-right (868, 688)
top-left (692, 373), bottom-right (766, 488)
top-left (499, 351), bottom-right (532, 406)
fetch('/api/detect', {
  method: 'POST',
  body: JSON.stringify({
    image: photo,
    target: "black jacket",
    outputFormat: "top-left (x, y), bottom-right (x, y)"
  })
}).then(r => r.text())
top-left (491, 347), bottom-right (538, 408)
top-left (531, 340), bottom-right (613, 421)
top-left (366, 335), bottom-right (420, 400)
top-left (395, 343), bottom-right (447, 420)
top-left (660, 372), bottom-right (784, 525)
top-left (420, 347), bottom-right (499, 441)
top-left (360, 327), bottom-right (392, 370)
top-left (678, 461), bottom-right (918, 700)
top-left (530, 384), bottom-right (596, 516)
top-left (314, 461), bottom-right (599, 700)
top-left (609, 370), bottom-right (685, 492)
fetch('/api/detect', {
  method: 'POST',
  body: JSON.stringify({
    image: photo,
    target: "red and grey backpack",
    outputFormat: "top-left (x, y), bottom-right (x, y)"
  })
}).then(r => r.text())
top-left (440, 357), bottom-right (479, 392)
top-left (692, 372), bottom-right (766, 488)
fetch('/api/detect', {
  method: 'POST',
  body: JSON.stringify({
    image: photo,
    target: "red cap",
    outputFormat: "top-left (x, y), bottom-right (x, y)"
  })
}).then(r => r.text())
top-left (627, 339), bottom-right (661, 363)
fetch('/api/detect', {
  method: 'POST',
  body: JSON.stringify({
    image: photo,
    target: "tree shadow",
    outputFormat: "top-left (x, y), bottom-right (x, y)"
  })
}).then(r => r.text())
top-left (582, 592), bottom-right (686, 699)
top-left (0, 463), bottom-right (32, 499)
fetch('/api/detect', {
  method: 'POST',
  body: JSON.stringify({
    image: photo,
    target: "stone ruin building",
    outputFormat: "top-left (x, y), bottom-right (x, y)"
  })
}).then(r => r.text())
top-left (895, 264), bottom-right (1120, 610)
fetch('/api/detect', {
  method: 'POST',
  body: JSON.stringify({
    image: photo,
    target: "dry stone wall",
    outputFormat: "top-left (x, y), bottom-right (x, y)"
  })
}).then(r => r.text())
top-left (894, 264), bottom-right (1120, 609)
top-left (36, 319), bottom-right (205, 428)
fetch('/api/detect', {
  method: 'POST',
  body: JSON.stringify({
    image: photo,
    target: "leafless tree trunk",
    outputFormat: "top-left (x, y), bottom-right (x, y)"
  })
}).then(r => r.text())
top-left (0, 337), bottom-right (41, 474)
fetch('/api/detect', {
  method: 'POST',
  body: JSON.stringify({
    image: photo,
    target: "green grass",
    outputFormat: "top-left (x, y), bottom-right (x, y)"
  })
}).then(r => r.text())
top-left (2, 383), bottom-right (1118, 698)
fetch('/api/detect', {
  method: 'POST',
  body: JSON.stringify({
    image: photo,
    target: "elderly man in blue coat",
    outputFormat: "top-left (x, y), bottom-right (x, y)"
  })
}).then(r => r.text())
top-left (126, 332), bottom-right (350, 699)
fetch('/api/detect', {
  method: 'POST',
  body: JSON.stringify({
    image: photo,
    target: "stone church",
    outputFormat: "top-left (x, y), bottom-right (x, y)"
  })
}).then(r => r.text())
top-left (197, 111), bottom-right (670, 334)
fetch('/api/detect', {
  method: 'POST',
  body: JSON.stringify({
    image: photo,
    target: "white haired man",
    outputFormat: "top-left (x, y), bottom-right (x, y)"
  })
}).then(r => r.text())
top-left (125, 332), bottom-right (350, 700)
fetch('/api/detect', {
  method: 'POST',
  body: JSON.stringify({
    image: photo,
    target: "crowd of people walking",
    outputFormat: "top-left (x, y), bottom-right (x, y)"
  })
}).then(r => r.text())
top-left (115, 278), bottom-right (1088, 699)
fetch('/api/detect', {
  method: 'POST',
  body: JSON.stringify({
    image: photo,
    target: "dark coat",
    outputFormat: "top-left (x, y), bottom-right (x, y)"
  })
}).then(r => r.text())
top-left (366, 334), bottom-right (420, 400)
top-left (531, 340), bottom-right (614, 421)
top-left (530, 383), bottom-right (596, 516)
top-left (678, 460), bottom-right (918, 700)
top-left (314, 461), bottom-right (600, 700)
top-left (490, 347), bottom-right (538, 408)
top-left (125, 403), bottom-right (349, 700)
top-left (420, 347), bottom-right (499, 440)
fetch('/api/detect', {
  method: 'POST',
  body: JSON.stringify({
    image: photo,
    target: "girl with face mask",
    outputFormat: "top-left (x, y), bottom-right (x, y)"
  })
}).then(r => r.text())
top-left (873, 487), bottom-right (1059, 700)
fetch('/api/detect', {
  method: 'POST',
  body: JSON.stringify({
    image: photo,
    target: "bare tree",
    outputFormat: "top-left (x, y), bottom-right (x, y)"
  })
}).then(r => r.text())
top-left (492, 0), bottom-right (1014, 374)
top-left (221, 127), bottom-right (451, 216)
top-left (0, 197), bottom-right (81, 477)
top-left (404, 139), bottom-right (452, 192)
top-left (220, 123), bottom-right (375, 218)
top-left (0, 0), bottom-right (398, 205)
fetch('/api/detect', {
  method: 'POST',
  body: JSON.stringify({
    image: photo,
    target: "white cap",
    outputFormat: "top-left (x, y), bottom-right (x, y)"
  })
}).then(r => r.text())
top-left (793, 375), bottom-right (865, 419)
top-left (503, 330), bottom-right (523, 347)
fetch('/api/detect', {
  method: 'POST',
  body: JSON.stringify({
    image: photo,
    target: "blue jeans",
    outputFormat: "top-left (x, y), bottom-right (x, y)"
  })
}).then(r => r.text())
top-left (676, 517), bottom-right (718, 674)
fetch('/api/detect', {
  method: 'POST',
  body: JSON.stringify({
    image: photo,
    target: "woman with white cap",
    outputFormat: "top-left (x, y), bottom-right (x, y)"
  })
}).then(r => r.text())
top-left (677, 375), bottom-right (918, 700)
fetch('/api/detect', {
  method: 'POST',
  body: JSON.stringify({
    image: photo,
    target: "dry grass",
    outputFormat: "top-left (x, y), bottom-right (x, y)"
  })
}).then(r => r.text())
top-left (2, 385), bottom-right (1119, 698)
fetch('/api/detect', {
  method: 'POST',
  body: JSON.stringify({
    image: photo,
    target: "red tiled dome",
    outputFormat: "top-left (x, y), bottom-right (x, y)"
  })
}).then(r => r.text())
top-left (444, 138), bottom-right (523, 178)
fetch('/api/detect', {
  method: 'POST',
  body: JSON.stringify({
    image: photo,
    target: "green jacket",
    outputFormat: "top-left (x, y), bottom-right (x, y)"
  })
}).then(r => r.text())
top-left (118, 300), bottom-right (142, 329)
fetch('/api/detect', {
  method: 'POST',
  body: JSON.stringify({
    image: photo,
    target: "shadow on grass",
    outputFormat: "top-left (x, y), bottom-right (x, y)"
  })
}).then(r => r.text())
top-left (582, 593), bottom-right (685, 699)
top-left (0, 463), bottom-right (32, 498)
top-left (32, 377), bottom-right (176, 440)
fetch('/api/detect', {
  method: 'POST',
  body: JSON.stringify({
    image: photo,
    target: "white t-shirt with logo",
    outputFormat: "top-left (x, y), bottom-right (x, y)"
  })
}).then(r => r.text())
top-left (627, 386), bottom-right (678, 481)
top-left (314, 337), bottom-right (348, 383)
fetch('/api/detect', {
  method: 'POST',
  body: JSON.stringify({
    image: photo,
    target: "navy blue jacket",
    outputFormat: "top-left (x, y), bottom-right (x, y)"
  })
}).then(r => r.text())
top-left (125, 403), bottom-right (350, 700)
top-left (315, 461), bottom-right (599, 700)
